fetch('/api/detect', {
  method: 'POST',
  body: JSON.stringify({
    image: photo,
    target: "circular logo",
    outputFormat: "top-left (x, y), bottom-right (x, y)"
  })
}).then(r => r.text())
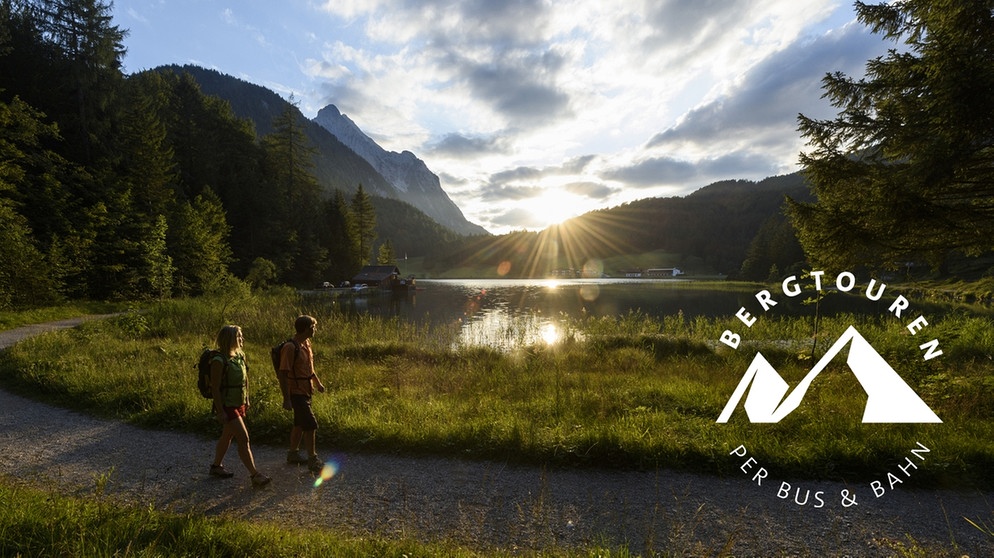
top-left (715, 271), bottom-right (941, 508)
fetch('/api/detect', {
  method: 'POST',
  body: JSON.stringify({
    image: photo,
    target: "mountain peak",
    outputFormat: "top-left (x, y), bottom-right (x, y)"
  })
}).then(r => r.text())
top-left (313, 103), bottom-right (487, 236)
top-left (316, 104), bottom-right (341, 118)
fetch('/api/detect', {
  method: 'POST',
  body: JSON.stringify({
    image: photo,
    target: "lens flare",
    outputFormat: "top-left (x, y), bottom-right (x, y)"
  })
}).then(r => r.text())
top-left (312, 459), bottom-right (340, 489)
top-left (540, 323), bottom-right (560, 345)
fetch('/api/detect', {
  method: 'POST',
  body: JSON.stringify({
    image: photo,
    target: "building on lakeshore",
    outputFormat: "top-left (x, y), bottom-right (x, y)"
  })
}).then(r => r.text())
top-left (352, 265), bottom-right (402, 288)
top-left (621, 268), bottom-right (684, 278)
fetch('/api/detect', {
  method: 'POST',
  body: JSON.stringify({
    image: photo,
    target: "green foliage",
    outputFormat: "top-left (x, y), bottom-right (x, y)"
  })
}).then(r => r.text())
top-left (377, 238), bottom-right (396, 264)
top-left (738, 215), bottom-right (805, 280)
top-left (169, 64), bottom-right (399, 201)
top-left (0, 7), bottom-right (397, 300)
top-left (0, 196), bottom-right (52, 310)
top-left (168, 191), bottom-right (233, 295)
top-left (791, 0), bottom-right (994, 270)
top-left (371, 195), bottom-right (463, 261)
top-left (0, 96), bottom-right (66, 308)
top-left (245, 257), bottom-right (277, 290)
top-left (352, 184), bottom-right (377, 266)
top-left (318, 190), bottom-right (361, 282)
top-left (263, 98), bottom-right (326, 286)
top-left (141, 215), bottom-right (175, 299)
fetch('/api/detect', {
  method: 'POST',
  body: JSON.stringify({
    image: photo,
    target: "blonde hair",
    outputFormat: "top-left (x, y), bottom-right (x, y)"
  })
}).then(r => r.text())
top-left (215, 325), bottom-right (244, 357)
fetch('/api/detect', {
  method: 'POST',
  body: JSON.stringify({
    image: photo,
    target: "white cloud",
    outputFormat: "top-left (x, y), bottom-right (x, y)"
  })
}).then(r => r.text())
top-left (126, 7), bottom-right (149, 25)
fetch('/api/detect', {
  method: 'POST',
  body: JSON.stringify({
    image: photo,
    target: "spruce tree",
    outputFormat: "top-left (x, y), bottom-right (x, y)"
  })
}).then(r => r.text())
top-left (263, 99), bottom-right (323, 284)
top-left (351, 184), bottom-right (377, 266)
top-left (789, 0), bottom-right (994, 271)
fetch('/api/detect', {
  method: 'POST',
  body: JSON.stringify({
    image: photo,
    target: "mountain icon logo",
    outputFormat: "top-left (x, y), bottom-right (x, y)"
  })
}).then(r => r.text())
top-left (717, 326), bottom-right (941, 423)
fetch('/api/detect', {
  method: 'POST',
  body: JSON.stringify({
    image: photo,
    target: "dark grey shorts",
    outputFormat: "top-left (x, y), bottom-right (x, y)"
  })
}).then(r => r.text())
top-left (290, 394), bottom-right (318, 431)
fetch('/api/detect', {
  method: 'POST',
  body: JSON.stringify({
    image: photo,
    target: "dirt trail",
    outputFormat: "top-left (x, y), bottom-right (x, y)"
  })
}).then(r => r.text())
top-left (1, 318), bottom-right (992, 556)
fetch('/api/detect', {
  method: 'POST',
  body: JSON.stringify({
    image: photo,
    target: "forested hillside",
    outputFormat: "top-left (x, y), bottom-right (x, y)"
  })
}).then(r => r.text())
top-left (162, 65), bottom-right (398, 200)
top-left (423, 174), bottom-right (811, 279)
top-left (0, 0), bottom-right (419, 306)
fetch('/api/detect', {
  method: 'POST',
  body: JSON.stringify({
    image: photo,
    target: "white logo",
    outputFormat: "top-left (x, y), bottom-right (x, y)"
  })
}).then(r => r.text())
top-left (717, 325), bottom-right (941, 423)
top-left (715, 272), bottom-right (943, 507)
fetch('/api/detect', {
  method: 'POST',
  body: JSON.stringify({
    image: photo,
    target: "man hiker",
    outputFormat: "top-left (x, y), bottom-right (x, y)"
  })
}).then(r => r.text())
top-left (277, 315), bottom-right (326, 474)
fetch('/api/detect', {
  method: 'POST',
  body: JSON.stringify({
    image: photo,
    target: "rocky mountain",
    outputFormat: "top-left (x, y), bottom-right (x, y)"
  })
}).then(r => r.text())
top-left (313, 105), bottom-right (487, 236)
top-left (167, 65), bottom-right (487, 237)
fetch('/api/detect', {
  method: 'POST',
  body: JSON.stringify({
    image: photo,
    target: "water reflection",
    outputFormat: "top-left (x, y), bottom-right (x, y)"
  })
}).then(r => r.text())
top-left (449, 280), bottom-right (577, 350)
top-left (307, 278), bottom-right (990, 352)
top-left (314, 278), bottom-right (735, 351)
top-left (457, 308), bottom-right (567, 351)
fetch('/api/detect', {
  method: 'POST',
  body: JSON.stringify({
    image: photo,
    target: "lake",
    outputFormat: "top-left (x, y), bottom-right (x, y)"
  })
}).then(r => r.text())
top-left (306, 278), bottom-right (977, 350)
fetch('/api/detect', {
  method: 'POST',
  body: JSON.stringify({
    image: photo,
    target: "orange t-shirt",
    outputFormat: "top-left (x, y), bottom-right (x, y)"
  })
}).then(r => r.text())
top-left (279, 339), bottom-right (314, 396)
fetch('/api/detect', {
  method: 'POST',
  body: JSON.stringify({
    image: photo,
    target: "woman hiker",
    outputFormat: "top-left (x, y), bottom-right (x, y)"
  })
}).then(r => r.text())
top-left (209, 324), bottom-right (271, 487)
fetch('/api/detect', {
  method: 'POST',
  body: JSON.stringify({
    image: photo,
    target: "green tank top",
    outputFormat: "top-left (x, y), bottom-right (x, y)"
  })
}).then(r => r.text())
top-left (212, 353), bottom-right (247, 407)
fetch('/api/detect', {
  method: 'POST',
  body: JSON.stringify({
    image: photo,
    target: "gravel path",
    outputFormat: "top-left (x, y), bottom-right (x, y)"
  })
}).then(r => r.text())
top-left (1, 317), bottom-right (993, 556)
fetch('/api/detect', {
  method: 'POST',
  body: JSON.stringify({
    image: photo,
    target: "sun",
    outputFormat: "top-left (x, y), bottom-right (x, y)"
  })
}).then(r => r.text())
top-left (529, 188), bottom-right (592, 228)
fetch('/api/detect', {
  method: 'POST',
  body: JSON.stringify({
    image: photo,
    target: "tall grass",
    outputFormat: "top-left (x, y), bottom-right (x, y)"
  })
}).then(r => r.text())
top-left (1, 291), bottom-right (992, 487)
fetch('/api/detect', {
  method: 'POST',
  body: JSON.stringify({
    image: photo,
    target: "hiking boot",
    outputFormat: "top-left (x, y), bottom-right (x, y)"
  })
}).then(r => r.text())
top-left (287, 450), bottom-right (307, 464)
top-left (308, 455), bottom-right (324, 474)
top-left (209, 464), bottom-right (234, 479)
top-left (251, 472), bottom-right (271, 487)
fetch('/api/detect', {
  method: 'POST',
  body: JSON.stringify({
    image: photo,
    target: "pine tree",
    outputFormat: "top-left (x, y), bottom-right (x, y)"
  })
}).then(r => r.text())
top-left (117, 75), bottom-right (178, 218)
top-left (31, 0), bottom-right (127, 166)
top-left (0, 95), bottom-right (66, 304)
top-left (0, 202), bottom-right (50, 308)
top-left (141, 214), bottom-right (174, 299)
top-left (320, 190), bottom-right (360, 282)
top-left (167, 190), bottom-right (233, 295)
top-left (377, 239), bottom-right (396, 265)
top-left (262, 99), bottom-right (323, 284)
top-left (789, 0), bottom-right (994, 270)
top-left (264, 99), bottom-right (319, 227)
top-left (351, 184), bottom-right (377, 266)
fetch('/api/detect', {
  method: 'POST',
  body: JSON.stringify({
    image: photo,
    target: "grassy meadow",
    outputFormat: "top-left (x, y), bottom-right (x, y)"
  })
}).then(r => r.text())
top-left (1, 287), bottom-right (992, 487)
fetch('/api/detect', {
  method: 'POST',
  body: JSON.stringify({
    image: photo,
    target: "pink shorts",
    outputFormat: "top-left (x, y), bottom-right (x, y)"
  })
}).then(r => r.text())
top-left (222, 405), bottom-right (247, 421)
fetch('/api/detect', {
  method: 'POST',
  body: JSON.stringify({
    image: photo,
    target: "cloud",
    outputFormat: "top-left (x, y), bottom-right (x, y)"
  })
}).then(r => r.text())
top-left (561, 155), bottom-right (597, 174)
top-left (426, 133), bottom-right (509, 158)
top-left (315, 0), bottom-right (573, 133)
top-left (563, 181), bottom-right (616, 199)
top-left (220, 8), bottom-right (271, 50)
top-left (478, 183), bottom-right (545, 203)
top-left (601, 152), bottom-right (777, 189)
top-left (442, 49), bottom-right (573, 125)
top-left (646, 22), bottom-right (888, 157)
top-left (126, 7), bottom-right (148, 25)
top-left (488, 166), bottom-right (544, 187)
top-left (485, 156), bottom-right (600, 187)
top-left (487, 206), bottom-right (548, 229)
top-left (601, 157), bottom-right (699, 187)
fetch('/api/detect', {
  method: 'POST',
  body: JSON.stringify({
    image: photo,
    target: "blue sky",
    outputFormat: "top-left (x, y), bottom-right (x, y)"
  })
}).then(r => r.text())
top-left (118, 1), bottom-right (891, 234)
